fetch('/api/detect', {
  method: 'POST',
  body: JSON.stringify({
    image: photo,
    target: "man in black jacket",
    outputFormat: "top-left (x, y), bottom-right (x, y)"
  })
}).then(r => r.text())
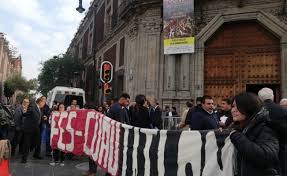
top-left (189, 96), bottom-right (219, 130)
top-left (149, 97), bottom-right (162, 129)
top-left (107, 93), bottom-right (130, 124)
top-left (21, 96), bottom-right (46, 163)
top-left (104, 93), bottom-right (130, 176)
top-left (11, 98), bottom-right (29, 156)
top-left (218, 98), bottom-right (233, 128)
top-left (185, 97), bottom-right (202, 127)
top-left (258, 87), bottom-right (287, 176)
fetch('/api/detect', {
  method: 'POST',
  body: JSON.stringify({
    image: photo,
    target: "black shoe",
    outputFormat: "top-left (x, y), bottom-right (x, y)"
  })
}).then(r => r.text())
top-left (21, 159), bottom-right (27, 163)
top-left (33, 156), bottom-right (43, 160)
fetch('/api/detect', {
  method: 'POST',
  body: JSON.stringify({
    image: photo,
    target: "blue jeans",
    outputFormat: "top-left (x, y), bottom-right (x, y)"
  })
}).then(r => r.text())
top-left (45, 125), bottom-right (51, 154)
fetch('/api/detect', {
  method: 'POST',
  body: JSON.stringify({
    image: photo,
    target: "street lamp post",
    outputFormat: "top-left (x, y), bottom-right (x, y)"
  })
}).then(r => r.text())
top-left (76, 0), bottom-right (85, 13)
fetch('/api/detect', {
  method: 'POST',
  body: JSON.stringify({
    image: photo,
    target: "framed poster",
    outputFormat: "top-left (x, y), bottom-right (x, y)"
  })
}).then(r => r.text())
top-left (163, 0), bottom-right (195, 54)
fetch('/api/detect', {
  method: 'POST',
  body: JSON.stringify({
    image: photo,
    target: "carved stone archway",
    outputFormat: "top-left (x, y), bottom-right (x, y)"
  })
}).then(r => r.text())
top-left (193, 9), bottom-right (287, 98)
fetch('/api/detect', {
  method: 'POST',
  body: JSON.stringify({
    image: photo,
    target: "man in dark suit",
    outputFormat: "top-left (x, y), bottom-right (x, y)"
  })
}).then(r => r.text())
top-left (88, 93), bottom-right (130, 176)
top-left (107, 93), bottom-right (130, 124)
top-left (149, 97), bottom-right (163, 129)
top-left (258, 88), bottom-right (287, 176)
top-left (190, 96), bottom-right (219, 130)
top-left (21, 96), bottom-right (46, 163)
top-left (11, 98), bottom-right (29, 156)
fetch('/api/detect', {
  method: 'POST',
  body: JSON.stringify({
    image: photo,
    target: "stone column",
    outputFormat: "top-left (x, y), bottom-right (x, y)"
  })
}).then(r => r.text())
top-left (281, 42), bottom-right (287, 98)
top-left (164, 55), bottom-right (176, 91)
top-left (194, 47), bottom-right (204, 98)
top-left (179, 54), bottom-right (190, 91)
top-left (190, 53), bottom-right (196, 98)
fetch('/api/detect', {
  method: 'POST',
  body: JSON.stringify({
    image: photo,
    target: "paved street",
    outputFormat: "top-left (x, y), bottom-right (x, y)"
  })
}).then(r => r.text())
top-left (10, 153), bottom-right (106, 176)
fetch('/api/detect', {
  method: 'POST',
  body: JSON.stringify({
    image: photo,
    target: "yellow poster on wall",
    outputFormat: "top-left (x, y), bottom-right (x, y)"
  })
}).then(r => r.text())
top-left (163, 0), bottom-right (194, 54)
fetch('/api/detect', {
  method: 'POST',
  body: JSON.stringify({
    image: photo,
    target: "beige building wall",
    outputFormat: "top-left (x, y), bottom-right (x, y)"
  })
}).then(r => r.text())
top-left (68, 0), bottom-right (287, 114)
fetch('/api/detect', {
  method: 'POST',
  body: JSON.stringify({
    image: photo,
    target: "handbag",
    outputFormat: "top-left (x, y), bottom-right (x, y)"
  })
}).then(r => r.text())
top-left (0, 159), bottom-right (10, 176)
top-left (0, 140), bottom-right (11, 161)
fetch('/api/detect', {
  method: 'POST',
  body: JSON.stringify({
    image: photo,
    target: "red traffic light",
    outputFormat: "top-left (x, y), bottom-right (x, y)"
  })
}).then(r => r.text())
top-left (100, 61), bottom-right (113, 83)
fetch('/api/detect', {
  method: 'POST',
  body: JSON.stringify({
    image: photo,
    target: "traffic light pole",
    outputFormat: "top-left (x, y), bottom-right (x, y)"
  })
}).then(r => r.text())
top-left (91, 3), bottom-right (98, 105)
top-left (100, 61), bottom-right (113, 97)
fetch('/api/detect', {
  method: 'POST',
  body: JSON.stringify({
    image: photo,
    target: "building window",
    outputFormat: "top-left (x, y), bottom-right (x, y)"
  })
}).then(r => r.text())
top-left (88, 32), bottom-right (93, 54)
top-left (111, 0), bottom-right (118, 28)
top-left (95, 4), bottom-right (105, 44)
top-left (82, 30), bottom-right (89, 59)
top-left (119, 37), bottom-right (125, 66)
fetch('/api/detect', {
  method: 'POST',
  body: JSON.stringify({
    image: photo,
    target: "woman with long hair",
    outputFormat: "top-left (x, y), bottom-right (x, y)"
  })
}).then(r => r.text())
top-left (230, 92), bottom-right (280, 176)
top-left (97, 106), bottom-right (106, 115)
top-left (49, 103), bottom-right (66, 167)
top-left (130, 94), bottom-right (151, 128)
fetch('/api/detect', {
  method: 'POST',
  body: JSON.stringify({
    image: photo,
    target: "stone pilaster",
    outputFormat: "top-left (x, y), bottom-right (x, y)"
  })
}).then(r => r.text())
top-left (179, 54), bottom-right (190, 91)
top-left (164, 55), bottom-right (176, 91)
top-left (193, 47), bottom-right (204, 98)
top-left (281, 42), bottom-right (287, 98)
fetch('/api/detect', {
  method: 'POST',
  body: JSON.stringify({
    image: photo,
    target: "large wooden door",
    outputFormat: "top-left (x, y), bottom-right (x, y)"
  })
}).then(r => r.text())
top-left (204, 21), bottom-right (281, 104)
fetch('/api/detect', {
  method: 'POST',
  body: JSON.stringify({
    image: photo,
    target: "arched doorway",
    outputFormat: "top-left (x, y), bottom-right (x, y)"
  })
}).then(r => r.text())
top-left (204, 21), bottom-right (281, 104)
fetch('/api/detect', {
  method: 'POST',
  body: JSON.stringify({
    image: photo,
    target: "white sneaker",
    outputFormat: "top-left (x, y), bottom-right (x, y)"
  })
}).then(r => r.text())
top-left (60, 162), bottom-right (65, 167)
top-left (49, 162), bottom-right (58, 166)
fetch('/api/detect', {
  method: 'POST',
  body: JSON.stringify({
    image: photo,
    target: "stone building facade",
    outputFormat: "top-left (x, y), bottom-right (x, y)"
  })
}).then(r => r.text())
top-left (67, 0), bottom-right (287, 113)
top-left (0, 33), bottom-right (22, 103)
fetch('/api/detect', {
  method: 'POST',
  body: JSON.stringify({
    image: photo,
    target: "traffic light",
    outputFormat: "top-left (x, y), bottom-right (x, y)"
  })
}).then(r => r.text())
top-left (104, 83), bottom-right (112, 95)
top-left (100, 61), bottom-right (113, 83)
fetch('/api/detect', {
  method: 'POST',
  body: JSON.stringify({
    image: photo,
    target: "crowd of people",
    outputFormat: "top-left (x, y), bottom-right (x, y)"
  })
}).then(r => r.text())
top-left (83, 89), bottom-right (287, 176)
top-left (176, 88), bottom-right (287, 176)
top-left (0, 96), bottom-right (82, 165)
top-left (0, 87), bottom-right (286, 176)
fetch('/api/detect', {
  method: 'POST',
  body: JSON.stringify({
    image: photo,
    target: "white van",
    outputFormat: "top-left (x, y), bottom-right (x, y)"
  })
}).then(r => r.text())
top-left (47, 86), bottom-right (86, 109)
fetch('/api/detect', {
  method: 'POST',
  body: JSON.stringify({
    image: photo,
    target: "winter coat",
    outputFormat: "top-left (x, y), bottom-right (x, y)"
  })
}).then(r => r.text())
top-left (0, 105), bottom-right (14, 129)
top-left (41, 104), bottom-right (51, 126)
top-left (190, 107), bottom-right (219, 130)
top-left (22, 104), bottom-right (42, 132)
top-left (13, 106), bottom-right (24, 130)
top-left (130, 105), bottom-right (151, 128)
top-left (149, 106), bottom-right (163, 129)
top-left (185, 105), bottom-right (202, 125)
top-left (264, 100), bottom-right (287, 144)
top-left (230, 108), bottom-right (280, 176)
top-left (107, 103), bottom-right (130, 124)
top-left (264, 100), bottom-right (287, 176)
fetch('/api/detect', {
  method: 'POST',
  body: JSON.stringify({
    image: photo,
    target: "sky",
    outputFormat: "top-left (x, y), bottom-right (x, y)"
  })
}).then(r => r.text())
top-left (0, 0), bottom-right (92, 80)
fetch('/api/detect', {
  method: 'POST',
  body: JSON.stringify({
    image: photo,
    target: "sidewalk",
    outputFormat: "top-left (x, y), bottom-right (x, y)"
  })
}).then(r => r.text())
top-left (10, 154), bottom-right (106, 176)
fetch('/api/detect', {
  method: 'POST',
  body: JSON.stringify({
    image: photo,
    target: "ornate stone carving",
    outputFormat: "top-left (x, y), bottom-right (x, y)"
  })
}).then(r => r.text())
top-left (141, 9), bottom-right (162, 33)
top-left (142, 19), bottom-right (162, 33)
top-left (267, 7), bottom-right (287, 26)
top-left (127, 19), bottom-right (139, 38)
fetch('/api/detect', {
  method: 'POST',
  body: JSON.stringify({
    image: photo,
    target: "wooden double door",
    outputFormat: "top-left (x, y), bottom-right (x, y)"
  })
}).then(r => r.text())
top-left (204, 21), bottom-right (281, 104)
